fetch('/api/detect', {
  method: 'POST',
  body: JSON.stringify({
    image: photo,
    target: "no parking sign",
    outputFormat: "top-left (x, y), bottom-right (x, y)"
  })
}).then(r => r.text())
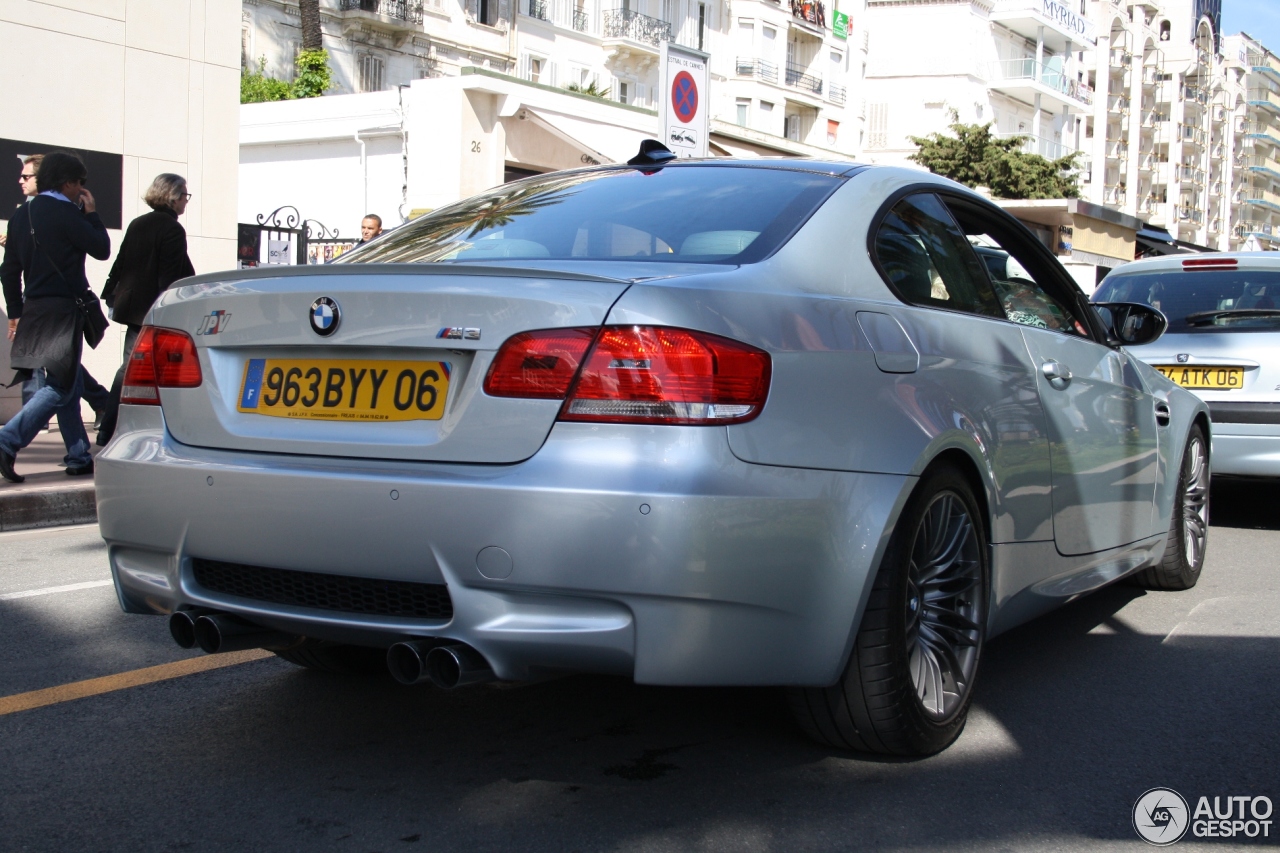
top-left (659, 43), bottom-right (709, 158)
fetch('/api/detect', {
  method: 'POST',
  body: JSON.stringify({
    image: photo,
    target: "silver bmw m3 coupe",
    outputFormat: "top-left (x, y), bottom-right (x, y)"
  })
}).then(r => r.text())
top-left (1094, 253), bottom-right (1280, 478)
top-left (97, 150), bottom-right (1209, 756)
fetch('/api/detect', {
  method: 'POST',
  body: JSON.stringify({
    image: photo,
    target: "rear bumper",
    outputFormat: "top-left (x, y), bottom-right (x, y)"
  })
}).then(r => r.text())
top-left (97, 406), bottom-right (911, 686)
top-left (1209, 425), bottom-right (1280, 477)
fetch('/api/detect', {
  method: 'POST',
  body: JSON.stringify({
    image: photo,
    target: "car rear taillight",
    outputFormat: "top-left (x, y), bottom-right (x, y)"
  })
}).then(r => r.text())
top-left (560, 326), bottom-right (771, 425)
top-left (483, 328), bottom-right (597, 398)
top-left (120, 326), bottom-right (203, 405)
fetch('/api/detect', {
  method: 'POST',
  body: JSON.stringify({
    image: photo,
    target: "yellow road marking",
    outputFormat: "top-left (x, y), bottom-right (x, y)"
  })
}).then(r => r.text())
top-left (0, 648), bottom-right (274, 717)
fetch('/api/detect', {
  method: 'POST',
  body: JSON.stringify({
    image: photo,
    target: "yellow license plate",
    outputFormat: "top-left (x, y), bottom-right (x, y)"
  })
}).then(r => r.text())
top-left (1154, 365), bottom-right (1243, 390)
top-left (237, 358), bottom-right (450, 421)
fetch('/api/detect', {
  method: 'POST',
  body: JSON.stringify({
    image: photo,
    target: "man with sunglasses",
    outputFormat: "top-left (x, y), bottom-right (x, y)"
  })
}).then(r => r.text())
top-left (4, 154), bottom-right (111, 436)
top-left (0, 151), bottom-right (111, 482)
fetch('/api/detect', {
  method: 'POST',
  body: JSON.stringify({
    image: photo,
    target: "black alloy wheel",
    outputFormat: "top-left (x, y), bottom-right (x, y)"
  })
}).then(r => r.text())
top-left (789, 465), bottom-right (988, 756)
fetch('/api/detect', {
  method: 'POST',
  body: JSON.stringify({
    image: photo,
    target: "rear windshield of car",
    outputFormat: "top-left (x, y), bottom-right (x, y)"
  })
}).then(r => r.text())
top-left (336, 165), bottom-right (843, 266)
top-left (1093, 270), bottom-right (1280, 332)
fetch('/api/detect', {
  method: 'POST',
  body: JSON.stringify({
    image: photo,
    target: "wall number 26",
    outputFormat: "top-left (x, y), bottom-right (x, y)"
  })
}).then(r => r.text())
top-left (470, 141), bottom-right (481, 153)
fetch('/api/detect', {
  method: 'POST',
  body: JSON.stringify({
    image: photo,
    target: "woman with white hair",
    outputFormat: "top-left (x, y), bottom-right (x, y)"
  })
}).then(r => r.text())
top-left (97, 173), bottom-right (196, 444)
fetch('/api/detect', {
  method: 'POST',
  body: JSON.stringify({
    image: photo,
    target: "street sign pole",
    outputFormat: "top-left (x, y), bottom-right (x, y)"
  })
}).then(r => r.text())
top-left (658, 42), bottom-right (710, 159)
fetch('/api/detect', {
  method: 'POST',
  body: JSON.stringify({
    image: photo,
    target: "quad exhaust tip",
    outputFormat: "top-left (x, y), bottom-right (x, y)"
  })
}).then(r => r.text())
top-left (387, 640), bottom-right (494, 689)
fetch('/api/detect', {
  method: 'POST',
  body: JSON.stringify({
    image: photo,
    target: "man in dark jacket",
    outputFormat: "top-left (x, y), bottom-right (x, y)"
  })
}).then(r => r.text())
top-left (0, 151), bottom-right (110, 482)
top-left (95, 172), bottom-right (196, 445)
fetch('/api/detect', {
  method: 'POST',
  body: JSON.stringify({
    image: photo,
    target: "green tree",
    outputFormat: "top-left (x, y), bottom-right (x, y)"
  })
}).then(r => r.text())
top-left (909, 118), bottom-right (1081, 200)
top-left (240, 50), bottom-right (333, 104)
top-left (291, 49), bottom-right (333, 99)
top-left (240, 58), bottom-right (292, 104)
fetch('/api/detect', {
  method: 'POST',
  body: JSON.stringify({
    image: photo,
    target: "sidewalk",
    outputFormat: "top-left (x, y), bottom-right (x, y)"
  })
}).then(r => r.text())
top-left (0, 423), bottom-right (100, 531)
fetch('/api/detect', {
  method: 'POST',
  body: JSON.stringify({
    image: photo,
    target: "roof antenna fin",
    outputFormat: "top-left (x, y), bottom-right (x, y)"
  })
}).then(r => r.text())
top-left (628, 139), bottom-right (677, 167)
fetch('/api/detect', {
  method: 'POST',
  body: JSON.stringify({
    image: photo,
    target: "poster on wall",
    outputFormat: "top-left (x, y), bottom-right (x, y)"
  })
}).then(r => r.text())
top-left (658, 42), bottom-right (710, 159)
top-left (0, 137), bottom-right (123, 230)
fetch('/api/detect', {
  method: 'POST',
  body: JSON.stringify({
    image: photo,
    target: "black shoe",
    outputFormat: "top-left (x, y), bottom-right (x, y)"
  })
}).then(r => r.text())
top-left (0, 451), bottom-right (24, 483)
top-left (66, 460), bottom-right (94, 477)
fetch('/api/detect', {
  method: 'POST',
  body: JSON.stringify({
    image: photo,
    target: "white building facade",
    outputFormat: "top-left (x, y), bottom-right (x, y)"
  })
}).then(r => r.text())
top-left (0, 0), bottom-right (241, 421)
top-left (861, 0), bottom-right (1095, 167)
top-left (239, 0), bottom-right (864, 211)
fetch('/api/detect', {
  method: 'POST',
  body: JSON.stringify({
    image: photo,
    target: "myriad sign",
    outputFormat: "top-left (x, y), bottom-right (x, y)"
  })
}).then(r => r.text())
top-left (1040, 0), bottom-right (1095, 44)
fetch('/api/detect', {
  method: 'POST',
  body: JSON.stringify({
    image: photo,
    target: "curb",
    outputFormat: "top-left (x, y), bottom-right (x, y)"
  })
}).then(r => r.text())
top-left (0, 485), bottom-right (97, 532)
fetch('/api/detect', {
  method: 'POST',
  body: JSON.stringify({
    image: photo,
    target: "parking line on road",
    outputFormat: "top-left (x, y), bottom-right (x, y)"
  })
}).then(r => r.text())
top-left (0, 649), bottom-right (274, 717)
top-left (0, 579), bottom-right (114, 601)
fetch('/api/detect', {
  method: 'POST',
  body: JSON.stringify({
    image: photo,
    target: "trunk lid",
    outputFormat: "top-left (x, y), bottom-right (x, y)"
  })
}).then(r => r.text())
top-left (146, 264), bottom-right (634, 463)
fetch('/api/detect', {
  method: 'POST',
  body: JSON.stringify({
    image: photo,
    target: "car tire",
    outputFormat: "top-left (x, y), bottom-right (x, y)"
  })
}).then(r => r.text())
top-left (275, 639), bottom-right (389, 675)
top-left (788, 466), bottom-right (988, 756)
top-left (1132, 423), bottom-right (1209, 591)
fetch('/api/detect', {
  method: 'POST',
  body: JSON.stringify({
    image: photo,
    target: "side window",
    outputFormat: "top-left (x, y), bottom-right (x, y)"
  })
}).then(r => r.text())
top-left (872, 193), bottom-right (1004, 318)
top-left (945, 201), bottom-right (1090, 337)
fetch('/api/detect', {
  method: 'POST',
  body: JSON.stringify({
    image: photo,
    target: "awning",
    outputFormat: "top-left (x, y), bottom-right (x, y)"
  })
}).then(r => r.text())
top-left (516, 108), bottom-right (653, 166)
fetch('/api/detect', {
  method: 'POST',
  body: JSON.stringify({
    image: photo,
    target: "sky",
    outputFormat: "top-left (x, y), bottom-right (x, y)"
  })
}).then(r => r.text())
top-left (1222, 0), bottom-right (1280, 52)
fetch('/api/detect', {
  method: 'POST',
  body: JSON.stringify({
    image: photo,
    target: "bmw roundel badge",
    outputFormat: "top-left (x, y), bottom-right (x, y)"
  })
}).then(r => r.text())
top-left (310, 297), bottom-right (340, 337)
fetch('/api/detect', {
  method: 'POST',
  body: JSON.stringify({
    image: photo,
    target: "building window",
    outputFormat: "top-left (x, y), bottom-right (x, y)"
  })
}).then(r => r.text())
top-left (530, 56), bottom-right (544, 83)
top-left (827, 119), bottom-right (839, 145)
top-left (736, 98), bottom-right (750, 126)
top-left (698, 3), bottom-right (706, 50)
top-left (618, 80), bottom-right (630, 104)
top-left (785, 114), bottom-right (801, 141)
top-left (359, 54), bottom-right (385, 92)
top-left (868, 102), bottom-right (888, 149)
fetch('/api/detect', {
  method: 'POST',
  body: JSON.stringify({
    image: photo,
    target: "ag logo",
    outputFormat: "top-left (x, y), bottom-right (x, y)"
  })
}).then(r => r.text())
top-left (310, 297), bottom-right (340, 337)
top-left (1133, 787), bottom-right (1190, 845)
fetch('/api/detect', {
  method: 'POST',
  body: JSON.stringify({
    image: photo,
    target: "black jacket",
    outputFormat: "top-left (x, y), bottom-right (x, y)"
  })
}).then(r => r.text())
top-left (1, 195), bottom-right (110, 318)
top-left (102, 207), bottom-right (195, 327)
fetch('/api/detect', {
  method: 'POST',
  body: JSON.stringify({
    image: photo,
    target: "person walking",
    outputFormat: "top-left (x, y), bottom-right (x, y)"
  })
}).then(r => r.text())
top-left (8, 154), bottom-right (110, 427)
top-left (96, 173), bottom-right (195, 445)
top-left (0, 151), bottom-right (111, 482)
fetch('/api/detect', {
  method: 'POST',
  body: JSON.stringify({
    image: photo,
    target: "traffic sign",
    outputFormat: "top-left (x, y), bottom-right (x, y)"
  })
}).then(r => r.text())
top-left (659, 43), bottom-right (709, 158)
top-left (672, 71), bottom-right (698, 123)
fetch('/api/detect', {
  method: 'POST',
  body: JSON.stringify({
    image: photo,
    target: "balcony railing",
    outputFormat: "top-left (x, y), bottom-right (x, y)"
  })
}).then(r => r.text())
top-left (573, 8), bottom-right (589, 30)
top-left (1178, 165), bottom-right (1205, 185)
top-left (1177, 207), bottom-right (1203, 224)
top-left (1244, 154), bottom-right (1280, 175)
top-left (1103, 185), bottom-right (1126, 205)
top-left (1178, 123), bottom-right (1206, 146)
top-left (1248, 88), bottom-right (1280, 112)
top-left (785, 62), bottom-right (823, 95)
top-left (987, 58), bottom-right (1092, 105)
top-left (1141, 65), bottom-right (1161, 85)
top-left (1183, 85), bottom-right (1208, 105)
top-left (995, 131), bottom-right (1073, 161)
top-left (338, 0), bottom-right (424, 23)
top-left (1109, 47), bottom-right (1132, 68)
top-left (735, 57), bottom-right (778, 85)
top-left (1140, 109), bottom-right (1167, 127)
top-left (828, 83), bottom-right (847, 106)
top-left (790, 0), bottom-right (827, 28)
top-left (1108, 94), bottom-right (1131, 113)
top-left (1236, 220), bottom-right (1276, 237)
top-left (602, 9), bottom-right (671, 45)
top-left (1138, 195), bottom-right (1160, 214)
top-left (529, 0), bottom-right (549, 19)
top-left (1242, 186), bottom-right (1280, 208)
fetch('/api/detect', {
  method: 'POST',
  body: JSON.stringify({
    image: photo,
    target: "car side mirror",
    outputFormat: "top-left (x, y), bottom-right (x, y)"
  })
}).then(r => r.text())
top-left (1092, 301), bottom-right (1169, 347)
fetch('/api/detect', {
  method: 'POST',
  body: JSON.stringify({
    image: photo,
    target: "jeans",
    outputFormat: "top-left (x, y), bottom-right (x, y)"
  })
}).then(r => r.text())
top-left (0, 369), bottom-right (93, 468)
top-left (21, 366), bottom-right (109, 431)
top-left (97, 324), bottom-right (141, 445)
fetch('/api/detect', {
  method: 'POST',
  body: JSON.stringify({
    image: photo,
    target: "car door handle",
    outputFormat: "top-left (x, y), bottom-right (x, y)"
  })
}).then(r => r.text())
top-left (1155, 401), bottom-right (1171, 426)
top-left (1041, 361), bottom-right (1072, 389)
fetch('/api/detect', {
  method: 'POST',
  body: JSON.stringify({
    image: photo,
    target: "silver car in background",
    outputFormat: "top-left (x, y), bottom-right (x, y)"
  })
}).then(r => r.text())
top-left (1094, 253), bottom-right (1280, 478)
top-left (97, 151), bottom-right (1209, 757)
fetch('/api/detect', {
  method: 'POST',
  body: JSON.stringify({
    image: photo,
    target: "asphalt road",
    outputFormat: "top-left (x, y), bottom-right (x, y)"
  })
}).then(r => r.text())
top-left (1, 481), bottom-right (1277, 852)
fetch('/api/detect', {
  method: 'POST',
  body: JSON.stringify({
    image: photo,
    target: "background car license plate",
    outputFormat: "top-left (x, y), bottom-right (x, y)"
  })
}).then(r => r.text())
top-left (1154, 365), bottom-right (1243, 390)
top-left (238, 358), bottom-right (450, 421)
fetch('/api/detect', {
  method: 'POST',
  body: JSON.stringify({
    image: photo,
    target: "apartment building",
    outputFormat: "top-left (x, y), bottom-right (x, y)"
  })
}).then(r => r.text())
top-left (1078, 0), bottom-right (1247, 250)
top-left (1229, 35), bottom-right (1280, 250)
top-left (861, 0), bottom-right (1095, 166)
top-left (241, 0), bottom-right (861, 158)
